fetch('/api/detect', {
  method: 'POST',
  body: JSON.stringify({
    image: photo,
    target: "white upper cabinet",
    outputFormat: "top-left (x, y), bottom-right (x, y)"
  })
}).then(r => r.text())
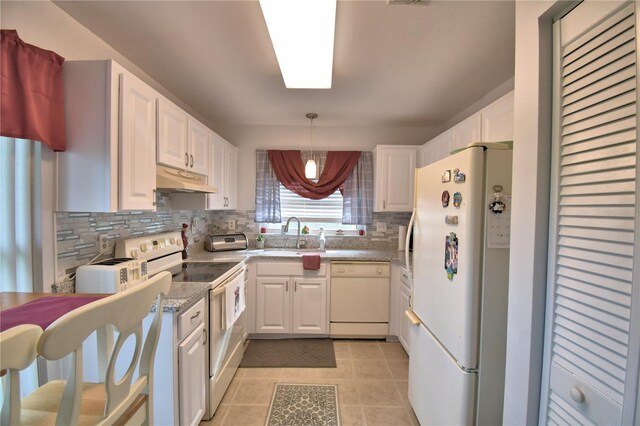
top-left (187, 118), bottom-right (210, 176)
top-left (157, 98), bottom-right (209, 177)
top-left (421, 91), bottom-right (514, 166)
top-left (207, 132), bottom-right (237, 210)
top-left (58, 60), bottom-right (158, 212)
top-left (481, 91), bottom-right (514, 142)
top-left (451, 112), bottom-right (482, 152)
top-left (224, 145), bottom-right (238, 209)
top-left (374, 145), bottom-right (417, 212)
top-left (119, 73), bottom-right (158, 211)
top-left (433, 129), bottom-right (454, 164)
top-left (157, 98), bottom-right (189, 169)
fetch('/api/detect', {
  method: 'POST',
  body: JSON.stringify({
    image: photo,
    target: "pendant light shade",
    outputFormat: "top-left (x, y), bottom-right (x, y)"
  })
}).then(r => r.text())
top-left (305, 159), bottom-right (317, 179)
top-left (305, 113), bottom-right (318, 179)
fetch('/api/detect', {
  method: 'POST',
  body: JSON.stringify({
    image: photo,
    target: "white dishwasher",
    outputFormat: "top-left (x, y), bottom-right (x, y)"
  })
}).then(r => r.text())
top-left (330, 261), bottom-right (390, 338)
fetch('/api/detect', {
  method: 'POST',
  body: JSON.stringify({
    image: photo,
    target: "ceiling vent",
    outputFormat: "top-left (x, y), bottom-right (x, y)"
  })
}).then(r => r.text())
top-left (387, 0), bottom-right (429, 5)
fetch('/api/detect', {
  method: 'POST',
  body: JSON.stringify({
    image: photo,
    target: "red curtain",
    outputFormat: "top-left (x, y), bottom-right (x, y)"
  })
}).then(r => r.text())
top-left (268, 150), bottom-right (361, 200)
top-left (1, 30), bottom-right (66, 151)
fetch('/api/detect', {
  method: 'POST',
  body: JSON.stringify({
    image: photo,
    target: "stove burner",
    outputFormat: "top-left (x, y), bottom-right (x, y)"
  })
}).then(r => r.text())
top-left (170, 262), bottom-right (239, 283)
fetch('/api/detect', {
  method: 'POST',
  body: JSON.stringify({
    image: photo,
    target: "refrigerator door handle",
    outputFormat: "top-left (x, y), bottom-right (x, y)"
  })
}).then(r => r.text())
top-left (405, 208), bottom-right (416, 270)
top-left (405, 309), bottom-right (421, 326)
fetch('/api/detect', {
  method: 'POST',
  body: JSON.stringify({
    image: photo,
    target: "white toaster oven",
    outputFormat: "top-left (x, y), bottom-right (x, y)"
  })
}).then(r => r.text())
top-left (75, 258), bottom-right (148, 293)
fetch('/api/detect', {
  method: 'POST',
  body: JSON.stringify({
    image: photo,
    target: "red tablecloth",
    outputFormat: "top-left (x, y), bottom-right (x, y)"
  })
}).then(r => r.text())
top-left (0, 295), bottom-right (107, 332)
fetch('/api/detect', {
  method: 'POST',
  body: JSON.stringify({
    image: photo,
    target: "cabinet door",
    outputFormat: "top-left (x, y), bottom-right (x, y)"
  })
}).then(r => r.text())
top-left (188, 118), bottom-right (210, 176)
top-left (451, 113), bottom-right (481, 151)
top-left (398, 286), bottom-right (411, 354)
top-left (224, 144), bottom-right (238, 209)
top-left (481, 92), bottom-right (514, 142)
top-left (256, 278), bottom-right (290, 333)
top-left (119, 72), bottom-right (157, 211)
top-left (420, 143), bottom-right (435, 167)
top-left (157, 99), bottom-right (189, 169)
top-left (207, 132), bottom-right (225, 210)
top-left (433, 130), bottom-right (454, 162)
top-left (292, 278), bottom-right (327, 334)
top-left (178, 322), bottom-right (206, 426)
top-left (376, 147), bottom-right (417, 212)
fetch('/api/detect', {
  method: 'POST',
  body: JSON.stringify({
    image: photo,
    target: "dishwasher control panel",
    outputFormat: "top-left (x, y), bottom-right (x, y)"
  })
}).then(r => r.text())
top-left (330, 261), bottom-right (390, 278)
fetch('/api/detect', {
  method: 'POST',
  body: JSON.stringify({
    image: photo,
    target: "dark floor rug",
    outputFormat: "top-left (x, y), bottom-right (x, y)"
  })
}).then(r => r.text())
top-left (266, 384), bottom-right (340, 426)
top-left (240, 338), bottom-right (337, 368)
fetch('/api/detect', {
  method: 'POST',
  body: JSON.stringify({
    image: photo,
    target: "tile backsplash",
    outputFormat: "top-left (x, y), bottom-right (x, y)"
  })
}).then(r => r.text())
top-left (54, 203), bottom-right (410, 289)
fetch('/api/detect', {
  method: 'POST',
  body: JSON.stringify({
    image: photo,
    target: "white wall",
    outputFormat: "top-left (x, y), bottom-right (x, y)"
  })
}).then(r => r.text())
top-left (0, 0), bottom-right (213, 129)
top-left (503, 1), bottom-right (569, 424)
top-left (221, 124), bottom-right (437, 209)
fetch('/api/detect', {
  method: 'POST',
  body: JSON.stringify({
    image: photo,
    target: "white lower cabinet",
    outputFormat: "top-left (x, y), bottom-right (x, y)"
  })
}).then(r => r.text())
top-left (398, 277), bottom-right (412, 353)
top-left (256, 277), bottom-right (291, 333)
top-left (292, 278), bottom-right (327, 334)
top-left (156, 297), bottom-right (207, 426)
top-left (179, 322), bottom-right (206, 426)
top-left (254, 261), bottom-right (328, 335)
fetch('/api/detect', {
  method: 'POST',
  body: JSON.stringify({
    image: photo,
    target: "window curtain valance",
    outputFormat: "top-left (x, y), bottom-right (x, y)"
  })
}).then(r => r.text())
top-left (268, 150), bottom-right (360, 200)
top-left (255, 150), bottom-right (373, 225)
top-left (0, 30), bottom-right (66, 151)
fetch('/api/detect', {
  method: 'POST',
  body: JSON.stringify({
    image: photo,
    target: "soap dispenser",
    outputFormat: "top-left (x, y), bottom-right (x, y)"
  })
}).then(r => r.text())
top-left (318, 227), bottom-right (326, 251)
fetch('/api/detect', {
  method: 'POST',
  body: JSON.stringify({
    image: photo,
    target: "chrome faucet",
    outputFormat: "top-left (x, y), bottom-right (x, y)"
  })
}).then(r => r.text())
top-left (283, 217), bottom-right (301, 249)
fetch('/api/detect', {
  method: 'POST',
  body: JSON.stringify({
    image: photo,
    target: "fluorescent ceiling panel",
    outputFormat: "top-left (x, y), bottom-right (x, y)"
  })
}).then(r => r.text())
top-left (260, 0), bottom-right (337, 89)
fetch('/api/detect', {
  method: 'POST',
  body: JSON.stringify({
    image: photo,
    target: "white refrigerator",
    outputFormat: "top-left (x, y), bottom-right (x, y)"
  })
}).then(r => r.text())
top-left (406, 145), bottom-right (512, 425)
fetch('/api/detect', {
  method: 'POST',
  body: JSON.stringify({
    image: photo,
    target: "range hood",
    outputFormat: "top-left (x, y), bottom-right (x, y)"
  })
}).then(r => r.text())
top-left (156, 165), bottom-right (217, 193)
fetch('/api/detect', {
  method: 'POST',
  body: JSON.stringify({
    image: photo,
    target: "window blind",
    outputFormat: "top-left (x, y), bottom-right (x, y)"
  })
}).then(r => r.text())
top-left (279, 184), bottom-right (344, 223)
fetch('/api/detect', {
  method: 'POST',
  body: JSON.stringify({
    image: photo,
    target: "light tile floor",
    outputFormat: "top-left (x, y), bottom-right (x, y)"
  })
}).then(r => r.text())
top-left (200, 340), bottom-right (419, 426)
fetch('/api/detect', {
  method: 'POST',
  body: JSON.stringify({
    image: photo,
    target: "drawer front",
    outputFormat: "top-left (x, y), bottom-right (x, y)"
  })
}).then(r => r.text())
top-left (548, 362), bottom-right (622, 425)
top-left (400, 268), bottom-right (412, 290)
top-left (256, 261), bottom-right (326, 277)
top-left (331, 262), bottom-right (390, 278)
top-left (178, 298), bottom-right (206, 341)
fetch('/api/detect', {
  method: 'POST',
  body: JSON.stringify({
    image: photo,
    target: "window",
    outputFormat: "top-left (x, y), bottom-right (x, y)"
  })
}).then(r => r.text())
top-left (265, 184), bottom-right (357, 233)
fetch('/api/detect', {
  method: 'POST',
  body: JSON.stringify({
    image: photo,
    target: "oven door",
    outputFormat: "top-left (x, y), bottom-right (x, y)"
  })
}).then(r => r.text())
top-left (209, 267), bottom-right (245, 377)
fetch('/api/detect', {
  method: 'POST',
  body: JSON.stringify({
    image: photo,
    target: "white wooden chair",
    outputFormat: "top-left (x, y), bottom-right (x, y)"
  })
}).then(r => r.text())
top-left (16, 271), bottom-right (171, 426)
top-left (0, 324), bottom-right (43, 425)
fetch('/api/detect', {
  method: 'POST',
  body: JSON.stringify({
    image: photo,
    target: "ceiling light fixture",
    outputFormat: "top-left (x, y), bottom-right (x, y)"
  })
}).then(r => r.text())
top-left (259, 0), bottom-right (337, 89)
top-left (305, 113), bottom-right (318, 179)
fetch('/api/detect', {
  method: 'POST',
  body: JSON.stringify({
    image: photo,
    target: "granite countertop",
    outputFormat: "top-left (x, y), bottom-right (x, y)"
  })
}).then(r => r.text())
top-left (160, 249), bottom-right (413, 313)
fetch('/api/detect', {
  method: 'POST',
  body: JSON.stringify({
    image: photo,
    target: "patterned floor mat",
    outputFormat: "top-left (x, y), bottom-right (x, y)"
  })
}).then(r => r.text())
top-left (266, 384), bottom-right (340, 426)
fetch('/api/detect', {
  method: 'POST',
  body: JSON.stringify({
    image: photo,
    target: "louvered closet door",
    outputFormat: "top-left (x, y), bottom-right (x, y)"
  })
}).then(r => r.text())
top-left (541, 2), bottom-right (639, 425)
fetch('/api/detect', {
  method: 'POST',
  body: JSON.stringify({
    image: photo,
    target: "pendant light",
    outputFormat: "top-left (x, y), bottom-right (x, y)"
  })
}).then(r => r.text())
top-left (305, 113), bottom-right (318, 179)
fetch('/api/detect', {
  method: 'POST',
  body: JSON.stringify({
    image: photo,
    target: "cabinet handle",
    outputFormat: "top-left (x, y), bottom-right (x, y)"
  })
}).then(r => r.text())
top-left (191, 310), bottom-right (201, 320)
top-left (185, 153), bottom-right (189, 167)
top-left (570, 387), bottom-right (585, 403)
top-left (202, 328), bottom-right (207, 345)
top-left (152, 189), bottom-right (157, 206)
top-left (190, 154), bottom-right (194, 168)
top-left (286, 282), bottom-right (289, 292)
top-left (383, 200), bottom-right (386, 209)
top-left (295, 281), bottom-right (297, 292)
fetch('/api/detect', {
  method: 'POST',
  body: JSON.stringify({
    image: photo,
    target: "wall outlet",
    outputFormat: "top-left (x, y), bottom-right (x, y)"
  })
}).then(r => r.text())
top-left (376, 222), bottom-right (387, 233)
top-left (98, 234), bottom-right (109, 251)
top-left (227, 219), bottom-right (236, 230)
